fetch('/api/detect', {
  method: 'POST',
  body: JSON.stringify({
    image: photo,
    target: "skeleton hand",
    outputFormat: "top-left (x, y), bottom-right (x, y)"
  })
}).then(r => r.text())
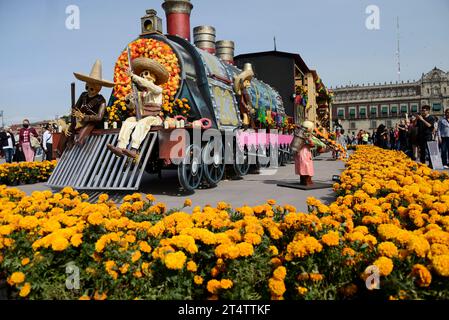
top-left (64, 128), bottom-right (72, 137)
top-left (126, 68), bottom-right (134, 79)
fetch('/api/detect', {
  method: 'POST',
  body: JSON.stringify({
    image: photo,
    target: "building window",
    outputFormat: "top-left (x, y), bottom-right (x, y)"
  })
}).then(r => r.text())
top-left (391, 105), bottom-right (398, 114)
top-left (337, 109), bottom-right (345, 118)
top-left (370, 120), bottom-right (377, 129)
top-left (386, 120), bottom-right (392, 128)
top-left (359, 107), bottom-right (366, 118)
top-left (350, 122), bottom-right (356, 130)
top-left (370, 106), bottom-right (377, 117)
top-left (400, 104), bottom-right (408, 114)
top-left (427, 88), bottom-right (430, 94)
top-left (432, 103), bottom-right (442, 112)
top-left (411, 104), bottom-right (418, 113)
top-left (349, 108), bottom-right (356, 119)
top-left (381, 105), bottom-right (388, 116)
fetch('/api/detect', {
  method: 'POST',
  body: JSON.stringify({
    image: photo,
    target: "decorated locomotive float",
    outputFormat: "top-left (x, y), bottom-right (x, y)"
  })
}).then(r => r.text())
top-left (48, 0), bottom-right (337, 193)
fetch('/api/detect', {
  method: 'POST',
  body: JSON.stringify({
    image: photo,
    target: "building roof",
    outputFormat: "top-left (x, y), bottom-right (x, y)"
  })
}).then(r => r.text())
top-left (234, 50), bottom-right (310, 74)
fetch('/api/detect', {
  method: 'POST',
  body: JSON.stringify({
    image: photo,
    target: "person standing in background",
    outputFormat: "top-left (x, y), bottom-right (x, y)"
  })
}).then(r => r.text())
top-left (416, 105), bottom-right (437, 168)
top-left (438, 109), bottom-right (449, 169)
top-left (398, 120), bottom-right (408, 153)
top-left (42, 124), bottom-right (53, 161)
top-left (19, 119), bottom-right (39, 162)
top-left (0, 127), bottom-right (15, 163)
top-left (362, 131), bottom-right (369, 145)
top-left (408, 115), bottom-right (419, 160)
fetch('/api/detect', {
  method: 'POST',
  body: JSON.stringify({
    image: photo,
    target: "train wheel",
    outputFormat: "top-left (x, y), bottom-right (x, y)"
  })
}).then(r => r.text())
top-left (233, 145), bottom-right (250, 177)
top-left (202, 139), bottom-right (225, 187)
top-left (178, 144), bottom-right (203, 192)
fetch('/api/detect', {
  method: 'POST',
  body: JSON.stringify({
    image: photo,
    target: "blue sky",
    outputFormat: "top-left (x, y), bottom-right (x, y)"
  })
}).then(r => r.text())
top-left (0, 0), bottom-right (448, 124)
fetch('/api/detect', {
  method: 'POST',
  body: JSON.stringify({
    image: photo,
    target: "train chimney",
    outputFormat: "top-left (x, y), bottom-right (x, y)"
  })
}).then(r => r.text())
top-left (161, 0), bottom-right (193, 41)
top-left (216, 40), bottom-right (235, 64)
top-left (193, 26), bottom-right (216, 54)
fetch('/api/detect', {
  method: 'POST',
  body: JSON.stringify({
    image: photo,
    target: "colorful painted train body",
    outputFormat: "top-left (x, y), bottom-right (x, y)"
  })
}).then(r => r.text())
top-left (48, 15), bottom-right (293, 194)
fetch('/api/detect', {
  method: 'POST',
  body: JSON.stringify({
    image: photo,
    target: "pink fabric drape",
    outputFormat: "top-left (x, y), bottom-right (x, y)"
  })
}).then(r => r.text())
top-left (294, 146), bottom-right (314, 176)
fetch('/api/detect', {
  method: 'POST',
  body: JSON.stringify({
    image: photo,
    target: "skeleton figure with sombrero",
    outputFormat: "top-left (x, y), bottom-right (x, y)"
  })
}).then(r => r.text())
top-left (234, 63), bottom-right (256, 129)
top-left (107, 57), bottom-right (169, 159)
top-left (66, 60), bottom-right (115, 146)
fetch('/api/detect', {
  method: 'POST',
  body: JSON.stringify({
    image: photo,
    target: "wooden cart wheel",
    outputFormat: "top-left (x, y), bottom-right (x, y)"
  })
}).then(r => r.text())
top-left (202, 139), bottom-right (225, 187)
top-left (178, 144), bottom-right (203, 192)
top-left (233, 144), bottom-right (250, 177)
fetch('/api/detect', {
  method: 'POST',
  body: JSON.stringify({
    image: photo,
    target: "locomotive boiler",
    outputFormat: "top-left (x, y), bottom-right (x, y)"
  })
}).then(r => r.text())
top-left (47, 2), bottom-right (293, 194)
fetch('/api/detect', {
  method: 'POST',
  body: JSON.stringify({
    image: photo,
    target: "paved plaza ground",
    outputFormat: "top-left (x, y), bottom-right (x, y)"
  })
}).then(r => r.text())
top-left (14, 152), bottom-right (345, 212)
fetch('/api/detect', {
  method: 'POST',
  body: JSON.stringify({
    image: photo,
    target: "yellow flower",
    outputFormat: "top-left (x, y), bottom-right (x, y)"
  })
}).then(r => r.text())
top-left (269, 245), bottom-right (279, 256)
top-left (8, 272), bottom-right (25, 285)
top-left (131, 250), bottom-right (142, 263)
top-left (297, 286), bottom-right (308, 296)
top-left (431, 255), bottom-right (449, 277)
top-left (183, 198), bottom-right (192, 207)
top-left (267, 199), bottom-right (276, 205)
top-left (220, 279), bottom-right (233, 290)
top-left (70, 234), bottom-right (83, 247)
top-left (19, 283), bottom-right (31, 297)
top-left (194, 275), bottom-right (203, 285)
top-left (373, 256), bottom-right (394, 276)
top-left (164, 251), bottom-right (187, 270)
top-left (94, 291), bottom-right (107, 300)
top-left (21, 258), bottom-right (30, 266)
top-left (273, 266), bottom-right (287, 281)
top-left (120, 263), bottom-right (130, 274)
top-left (207, 279), bottom-right (221, 294)
top-left (139, 241), bottom-right (152, 253)
top-left (377, 242), bottom-right (398, 258)
top-left (268, 278), bottom-right (286, 297)
top-left (187, 261), bottom-right (198, 272)
top-left (79, 295), bottom-right (91, 300)
top-left (321, 231), bottom-right (340, 246)
top-left (411, 264), bottom-right (432, 287)
top-left (51, 237), bottom-right (69, 251)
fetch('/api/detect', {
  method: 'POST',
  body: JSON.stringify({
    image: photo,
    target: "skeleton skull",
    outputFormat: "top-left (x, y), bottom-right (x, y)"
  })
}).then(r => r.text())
top-left (140, 70), bottom-right (156, 83)
top-left (85, 83), bottom-right (102, 98)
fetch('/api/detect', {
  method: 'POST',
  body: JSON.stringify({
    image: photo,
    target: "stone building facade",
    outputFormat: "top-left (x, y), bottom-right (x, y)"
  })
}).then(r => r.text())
top-left (330, 67), bottom-right (449, 133)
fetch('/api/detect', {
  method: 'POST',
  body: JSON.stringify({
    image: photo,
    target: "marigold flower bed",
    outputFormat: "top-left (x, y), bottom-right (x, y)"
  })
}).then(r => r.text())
top-left (0, 146), bottom-right (449, 300)
top-left (0, 161), bottom-right (57, 186)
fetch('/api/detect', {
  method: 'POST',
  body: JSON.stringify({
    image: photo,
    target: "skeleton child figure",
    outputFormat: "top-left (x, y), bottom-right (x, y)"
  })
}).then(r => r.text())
top-left (290, 120), bottom-right (325, 186)
top-left (62, 60), bottom-right (115, 149)
top-left (234, 63), bottom-right (256, 129)
top-left (107, 57), bottom-right (169, 159)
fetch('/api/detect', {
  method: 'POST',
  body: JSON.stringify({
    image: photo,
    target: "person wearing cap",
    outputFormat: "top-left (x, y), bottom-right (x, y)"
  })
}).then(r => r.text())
top-left (416, 105), bottom-right (437, 167)
top-left (107, 57), bottom-right (169, 159)
top-left (63, 60), bottom-right (115, 147)
top-left (234, 63), bottom-right (256, 129)
top-left (0, 126), bottom-right (15, 163)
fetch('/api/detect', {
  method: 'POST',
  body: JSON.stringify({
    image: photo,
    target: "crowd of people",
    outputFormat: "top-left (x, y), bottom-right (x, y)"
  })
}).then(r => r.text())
top-left (337, 105), bottom-right (449, 169)
top-left (0, 119), bottom-right (55, 163)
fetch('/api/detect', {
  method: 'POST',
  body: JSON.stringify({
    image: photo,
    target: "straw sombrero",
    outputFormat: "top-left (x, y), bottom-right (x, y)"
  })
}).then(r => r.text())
top-left (131, 57), bottom-right (169, 85)
top-left (234, 63), bottom-right (254, 94)
top-left (74, 60), bottom-right (115, 88)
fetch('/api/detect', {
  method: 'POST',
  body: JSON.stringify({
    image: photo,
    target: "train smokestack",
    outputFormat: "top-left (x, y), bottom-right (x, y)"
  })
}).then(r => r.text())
top-left (161, 0), bottom-right (193, 41)
top-left (193, 26), bottom-right (216, 54)
top-left (216, 40), bottom-right (235, 64)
